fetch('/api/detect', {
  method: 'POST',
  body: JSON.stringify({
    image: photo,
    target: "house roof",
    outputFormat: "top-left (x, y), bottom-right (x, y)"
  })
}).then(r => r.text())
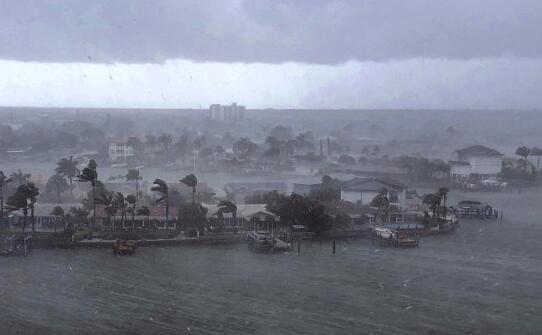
top-left (456, 145), bottom-right (503, 157)
top-left (203, 203), bottom-right (278, 219)
top-left (224, 182), bottom-right (288, 194)
top-left (341, 177), bottom-right (405, 192)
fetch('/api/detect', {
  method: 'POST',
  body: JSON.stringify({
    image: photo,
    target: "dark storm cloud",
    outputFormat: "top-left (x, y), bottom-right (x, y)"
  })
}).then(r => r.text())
top-left (0, 0), bottom-right (541, 64)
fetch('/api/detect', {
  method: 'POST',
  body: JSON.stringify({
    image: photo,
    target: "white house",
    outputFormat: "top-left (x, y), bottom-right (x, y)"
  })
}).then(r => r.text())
top-left (450, 145), bottom-right (503, 180)
top-left (340, 178), bottom-right (407, 208)
top-left (108, 138), bottom-right (135, 162)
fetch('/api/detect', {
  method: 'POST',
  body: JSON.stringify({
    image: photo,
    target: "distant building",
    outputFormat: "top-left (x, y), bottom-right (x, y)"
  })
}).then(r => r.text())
top-left (340, 177), bottom-right (407, 207)
top-left (108, 138), bottom-right (134, 162)
top-left (209, 103), bottom-right (245, 122)
top-left (203, 203), bottom-right (278, 231)
top-left (224, 182), bottom-right (288, 203)
top-left (294, 177), bottom-right (408, 208)
top-left (450, 145), bottom-right (503, 180)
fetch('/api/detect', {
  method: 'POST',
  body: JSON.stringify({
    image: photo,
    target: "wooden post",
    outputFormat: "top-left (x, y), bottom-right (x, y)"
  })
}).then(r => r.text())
top-left (297, 239), bottom-right (301, 254)
top-left (332, 239), bottom-right (336, 254)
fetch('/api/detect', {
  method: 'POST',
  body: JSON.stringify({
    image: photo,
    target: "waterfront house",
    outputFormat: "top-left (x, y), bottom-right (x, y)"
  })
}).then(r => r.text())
top-left (203, 203), bottom-right (278, 231)
top-left (5, 203), bottom-right (77, 232)
top-left (450, 145), bottom-right (503, 181)
top-left (224, 182), bottom-right (288, 203)
top-left (92, 205), bottom-right (179, 230)
top-left (340, 177), bottom-right (407, 207)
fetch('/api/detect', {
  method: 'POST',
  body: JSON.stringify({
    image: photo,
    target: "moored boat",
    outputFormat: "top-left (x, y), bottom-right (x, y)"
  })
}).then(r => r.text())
top-left (112, 240), bottom-right (136, 255)
top-left (371, 227), bottom-right (419, 248)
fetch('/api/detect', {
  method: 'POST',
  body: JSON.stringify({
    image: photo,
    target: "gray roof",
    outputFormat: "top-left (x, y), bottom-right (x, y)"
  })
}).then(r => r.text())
top-left (341, 177), bottom-right (405, 192)
top-left (456, 145), bottom-right (503, 157)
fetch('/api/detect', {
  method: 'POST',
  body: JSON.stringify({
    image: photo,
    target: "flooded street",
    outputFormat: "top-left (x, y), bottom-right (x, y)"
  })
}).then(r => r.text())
top-left (1, 189), bottom-right (541, 334)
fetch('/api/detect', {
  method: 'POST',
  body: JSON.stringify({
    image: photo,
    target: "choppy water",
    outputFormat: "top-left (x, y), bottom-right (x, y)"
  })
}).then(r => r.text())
top-left (1, 189), bottom-right (542, 335)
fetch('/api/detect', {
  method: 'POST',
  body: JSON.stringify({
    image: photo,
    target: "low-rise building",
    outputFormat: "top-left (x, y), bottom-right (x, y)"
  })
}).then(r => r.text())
top-left (108, 138), bottom-right (134, 162)
top-left (204, 203), bottom-right (278, 231)
top-left (450, 145), bottom-right (503, 180)
top-left (340, 177), bottom-right (407, 207)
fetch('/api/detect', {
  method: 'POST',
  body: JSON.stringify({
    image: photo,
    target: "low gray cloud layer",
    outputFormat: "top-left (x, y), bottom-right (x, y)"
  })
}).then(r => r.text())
top-left (1, 0), bottom-right (541, 64)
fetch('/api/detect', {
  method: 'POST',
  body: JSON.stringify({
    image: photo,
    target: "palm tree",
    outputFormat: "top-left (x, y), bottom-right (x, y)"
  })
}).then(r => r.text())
top-left (137, 206), bottom-right (151, 233)
top-left (218, 200), bottom-right (237, 231)
top-left (126, 194), bottom-right (137, 231)
top-left (10, 170), bottom-right (31, 186)
top-left (55, 156), bottom-right (80, 196)
top-left (180, 174), bottom-right (198, 204)
top-left (94, 191), bottom-right (115, 229)
top-left (6, 190), bottom-right (29, 233)
top-left (16, 183), bottom-right (40, 232)
top-left (28, 183), bottom-right (39, 232)
top-left (370, 193), bottom-right (390, 212)
top-left (77, 160), bottom-right (98, 229)
top-left (151, 179), bottom-right (169, 230)
top-left (0, 171), bottom-right (12, 219)
top-left (113, 193), bottom-right (127, 229)
top-left (50, 206), bottom-right (65, 234)
top-left (126, 169), bottom-right (142, 198)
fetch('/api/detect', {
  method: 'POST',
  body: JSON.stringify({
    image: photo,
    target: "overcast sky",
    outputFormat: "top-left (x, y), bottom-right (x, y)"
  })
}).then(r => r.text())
top-left (1, 0), bottom-right (541, 109)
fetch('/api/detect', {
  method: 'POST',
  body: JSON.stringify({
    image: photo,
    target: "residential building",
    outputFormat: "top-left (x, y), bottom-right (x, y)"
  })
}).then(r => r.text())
top-left (450, 145), bottom-right (503, 180)
top-left (203, 203), bottom-right (278, 231)
top-left (224, 182), bottom-right (288, 202)
top-left (340, 177), bottom-right (407, 207)
top-left (209, 103), bottom-right (245, 122)
top-left (108, 138), bottom-right (134, 162)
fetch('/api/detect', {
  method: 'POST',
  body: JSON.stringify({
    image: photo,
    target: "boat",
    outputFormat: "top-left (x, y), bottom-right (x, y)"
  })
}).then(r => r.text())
top-left (374, 212), bottom-right (459, 235)
top-left (246, 231), bottom-right (291, 252)
top-left (112, 240), bottom-right (136, 255)
top-left (371, 227), bottom-right (419, 248)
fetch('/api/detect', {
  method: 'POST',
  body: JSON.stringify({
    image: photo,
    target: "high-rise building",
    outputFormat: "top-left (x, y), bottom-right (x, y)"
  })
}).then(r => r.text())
top-left (209, 103), bottom-right (245, 122)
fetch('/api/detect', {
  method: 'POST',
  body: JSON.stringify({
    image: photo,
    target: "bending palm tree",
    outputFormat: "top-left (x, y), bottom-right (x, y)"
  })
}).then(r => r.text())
top-left (113, 193), bottom-right (127, 230)
top-left (151, 179), bottom-right (169, 230)
top-left (126, 194), bottom-right (137, 231)
top-left (24, 183), bottom-right (40, 232)
top-left (94, 191), bottom-right (115, 229)
top-left (0, 171), bottom-right (12, 219)
top-left (55, 156), bottom-right (80, 196)
top-left (126, 169), bottom-right (143, 199)
top-left (180, 174), bottom-right (198, 204)
top-left (137, 206), bottom-right (151, 233)
top-left (77, 160), bottom-right (98, 230)
top-left (6, 190), bottom-right (29, 234)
